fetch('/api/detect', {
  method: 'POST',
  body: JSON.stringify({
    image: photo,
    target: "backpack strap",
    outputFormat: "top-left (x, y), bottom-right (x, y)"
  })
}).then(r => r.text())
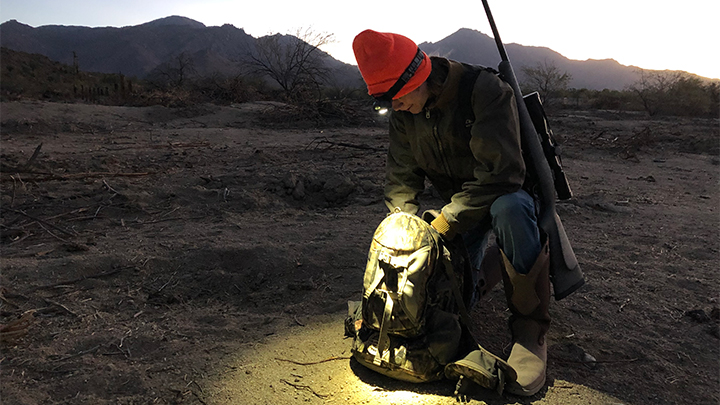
top-left (441, 244), bottom-right (473, 328)
top-left (456, 64), bottom-right (539, 199)
top-left (456, 64), bottom-right (498, 129)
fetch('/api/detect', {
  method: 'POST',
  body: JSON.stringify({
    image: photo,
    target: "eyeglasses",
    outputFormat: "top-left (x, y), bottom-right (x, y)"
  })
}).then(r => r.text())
top-left (372, 47), bottom-right (425, 114)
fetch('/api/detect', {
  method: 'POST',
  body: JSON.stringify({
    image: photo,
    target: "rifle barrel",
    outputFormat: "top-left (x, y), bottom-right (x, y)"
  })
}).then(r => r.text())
top-left (481, 0), bottom-right (509, 62)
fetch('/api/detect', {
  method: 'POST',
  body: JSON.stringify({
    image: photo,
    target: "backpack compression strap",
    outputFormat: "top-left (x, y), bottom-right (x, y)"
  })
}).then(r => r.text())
top-left (374, 290), bottom-right (395, 366)
top-left (369, 254), bottom-right (408, 367)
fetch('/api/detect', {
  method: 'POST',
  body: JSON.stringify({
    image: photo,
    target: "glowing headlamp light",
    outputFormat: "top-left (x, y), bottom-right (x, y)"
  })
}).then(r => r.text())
top-left (373, 97), bottom-right (392, 115)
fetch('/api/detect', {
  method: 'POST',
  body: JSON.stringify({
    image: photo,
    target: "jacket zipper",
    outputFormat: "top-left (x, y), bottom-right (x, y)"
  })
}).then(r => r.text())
top-left (426, 109), bottom-right (454, 179)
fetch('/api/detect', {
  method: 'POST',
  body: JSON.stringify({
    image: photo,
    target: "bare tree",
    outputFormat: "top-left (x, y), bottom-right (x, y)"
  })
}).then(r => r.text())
top-left (150, 52), bottom-right (197, 89)
top-left (247, 28), bottom-right (334, 101)
top-left (521, 60), bottom-right (572, 107)
top-left (628, 69), bottom-right (678, 116)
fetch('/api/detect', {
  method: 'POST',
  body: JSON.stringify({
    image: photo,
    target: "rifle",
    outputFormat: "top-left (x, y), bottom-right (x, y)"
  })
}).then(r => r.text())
top-left (481, 0), bottom-right (584, 299)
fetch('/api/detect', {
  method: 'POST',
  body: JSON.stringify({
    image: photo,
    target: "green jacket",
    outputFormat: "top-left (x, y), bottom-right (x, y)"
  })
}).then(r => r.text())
top-left (384, 57), bottom-right (525, 235)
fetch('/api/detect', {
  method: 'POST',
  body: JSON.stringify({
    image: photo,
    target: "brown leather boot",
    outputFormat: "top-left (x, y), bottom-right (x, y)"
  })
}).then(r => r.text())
top-left (501, 241), bottom-right (551, 396)
top-left (474, 243), bottom-right (503, 301)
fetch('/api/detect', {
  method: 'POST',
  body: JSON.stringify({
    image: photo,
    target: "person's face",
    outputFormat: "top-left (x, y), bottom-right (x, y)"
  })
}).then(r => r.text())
top-left (391, 82), bottom-right (429, 115)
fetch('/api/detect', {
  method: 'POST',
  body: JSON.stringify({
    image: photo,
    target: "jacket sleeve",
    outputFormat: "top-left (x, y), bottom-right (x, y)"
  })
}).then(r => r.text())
top-left (441, 72), bottom-right (526, 234)
top-left (384, 112), bottom-right (426, 214)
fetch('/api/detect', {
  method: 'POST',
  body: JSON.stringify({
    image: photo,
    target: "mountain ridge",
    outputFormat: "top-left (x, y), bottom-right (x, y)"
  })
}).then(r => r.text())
top-left (418, 28), bottom-right (643, 90)
top-left (1, 18), bottom-right (713, 91)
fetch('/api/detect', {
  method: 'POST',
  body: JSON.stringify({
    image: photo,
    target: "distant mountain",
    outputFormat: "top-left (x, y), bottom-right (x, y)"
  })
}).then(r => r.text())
top-left (418, 28), bottom-right (641, 90)
top-left (0, 17), bottom-right (360, 88)
top-left (138, 15), bottom-right (207, 29)
top-left (0, 20), bottom-right (709, 91)
top-left (0, 18), bottom-right (256, 79)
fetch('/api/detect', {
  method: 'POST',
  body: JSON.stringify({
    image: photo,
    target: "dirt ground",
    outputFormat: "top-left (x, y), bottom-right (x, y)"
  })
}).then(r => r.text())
top-left (0, 100), bottom-right (718, 405)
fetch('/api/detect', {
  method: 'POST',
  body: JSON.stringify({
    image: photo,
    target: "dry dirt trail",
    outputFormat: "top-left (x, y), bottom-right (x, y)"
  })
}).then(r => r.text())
top-left (0, 100), bottom-right (718, 404)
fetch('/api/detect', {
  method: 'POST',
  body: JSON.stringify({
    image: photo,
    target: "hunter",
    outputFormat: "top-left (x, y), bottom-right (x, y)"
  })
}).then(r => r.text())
top-left (352, 29), bottom-right (551, 396)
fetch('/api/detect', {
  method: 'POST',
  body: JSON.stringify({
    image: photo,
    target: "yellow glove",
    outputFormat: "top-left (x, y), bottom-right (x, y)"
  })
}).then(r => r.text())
top-left (430, 212), bottom-right (457, 240)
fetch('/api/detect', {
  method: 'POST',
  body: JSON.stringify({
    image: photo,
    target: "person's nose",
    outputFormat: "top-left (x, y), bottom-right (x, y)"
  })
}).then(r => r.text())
top-left (392, 99), bottom-right (405, 111)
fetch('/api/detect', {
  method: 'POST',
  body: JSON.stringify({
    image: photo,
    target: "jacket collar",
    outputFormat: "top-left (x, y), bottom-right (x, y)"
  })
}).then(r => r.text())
top-left (426, 57), bottom-right (465, 112)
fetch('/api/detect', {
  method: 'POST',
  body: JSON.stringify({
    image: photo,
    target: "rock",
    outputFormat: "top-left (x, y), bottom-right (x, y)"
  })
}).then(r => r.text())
top-left (710, 324), bottom-right (720, 339)
top-left (283, 173), bottom-right (298, 190)
top-left (322, 176), bottom-right (355, 202)
top-left (359, 180), bottom-right (376, 192)
top-left (305, 175), bottom-right (325, 192)
top-left (292, 180), bottom-right (305, 200)
top-left (685, 309), bottom-right (711, 323)
top-left (251, 272), bottom-right (266, 290)
top-left (287, 281), bottom-right (314, 291)
top-left (554, 342), bottom-right (598, 369)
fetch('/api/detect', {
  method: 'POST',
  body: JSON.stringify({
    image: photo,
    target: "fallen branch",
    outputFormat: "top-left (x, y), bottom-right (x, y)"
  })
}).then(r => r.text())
top-left (0, 144), bottom-right (44, 174)
top-left (0, 310), bottom-right (36, 345)
top-left (192, 391), bottom-right (208, 405)
top-left (102, 141), bottom-right (210, 152)
top-left (121, 216), bottom-right (207, 227)
top-left (23, 143), bottom-right (43, 171)
top-left (44, 207), bottom-right (90, 221)
top-left (156, 271), bottom-right (177, 294)
top-left (0, 288), bottom-right (20, 308)
top-left (0, 171), bottom-right (152, 182)
top-left (36, 222), bottom-right (73, 244)
top-left (551, 357), bottom-right (639, 365)
top-left (4, 208), bottom-right (77, 237)
top-left (280, 379), bottom-right (330, 399)
top-left (42, 298), bottom-right (78, 317)
top-left (34, 267), bottom-right (124, 290)
top-left (274, 355), bottom-right (351, 366)
top-left (51, 344), bottom-right (101, 363)
top-left (102, 179), bottom-right (120, 194)
top-left (307, 137), bottom-right (382, 152)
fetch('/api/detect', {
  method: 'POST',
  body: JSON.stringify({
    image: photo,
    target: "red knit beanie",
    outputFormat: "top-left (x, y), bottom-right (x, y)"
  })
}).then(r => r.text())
top-left (352, 29), bottom-right (431, 99)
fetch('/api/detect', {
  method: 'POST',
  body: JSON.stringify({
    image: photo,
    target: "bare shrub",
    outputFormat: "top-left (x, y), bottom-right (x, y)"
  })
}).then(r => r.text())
top-left (521, 60), bottom-right (572, 108)
top-left (247, 28), bottom-right (334, 103)
top-left (628, 70), bottom-right (719, 117)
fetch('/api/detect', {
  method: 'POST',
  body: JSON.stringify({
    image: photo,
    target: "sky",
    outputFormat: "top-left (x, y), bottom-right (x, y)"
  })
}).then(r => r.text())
top-left (1, 0), bottom-right (718, 79)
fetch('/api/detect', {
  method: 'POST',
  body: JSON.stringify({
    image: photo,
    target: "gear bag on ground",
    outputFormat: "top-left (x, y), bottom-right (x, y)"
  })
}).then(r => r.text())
top-left (345, 210), bottom-right (470, 382)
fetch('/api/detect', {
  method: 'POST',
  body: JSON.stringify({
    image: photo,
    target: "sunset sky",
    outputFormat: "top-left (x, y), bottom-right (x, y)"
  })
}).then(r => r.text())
top-left (1, 0), bottom-right (717, 79)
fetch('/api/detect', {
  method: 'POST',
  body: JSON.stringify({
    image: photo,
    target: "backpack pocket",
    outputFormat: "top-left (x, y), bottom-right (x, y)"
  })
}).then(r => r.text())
top-left (362, 243), bottom-right (434, 337)
top-left (350, 307), bottom-right (462, 383)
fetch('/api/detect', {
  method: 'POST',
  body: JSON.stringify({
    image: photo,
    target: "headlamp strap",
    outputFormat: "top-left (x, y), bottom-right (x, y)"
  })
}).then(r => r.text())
top-left (378, 47), bottom-right (425, 102)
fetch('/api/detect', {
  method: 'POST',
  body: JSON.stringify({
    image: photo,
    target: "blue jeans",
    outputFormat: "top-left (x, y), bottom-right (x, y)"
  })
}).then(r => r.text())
top-left (463, 189), bottom-right (541, 277)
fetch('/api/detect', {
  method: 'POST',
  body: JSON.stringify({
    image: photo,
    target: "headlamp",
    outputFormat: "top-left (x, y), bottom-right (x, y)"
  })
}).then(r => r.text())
top-left (370, 47), bottom-right (425, 114)
top-left (373, 97), bottom-right (392, 115)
